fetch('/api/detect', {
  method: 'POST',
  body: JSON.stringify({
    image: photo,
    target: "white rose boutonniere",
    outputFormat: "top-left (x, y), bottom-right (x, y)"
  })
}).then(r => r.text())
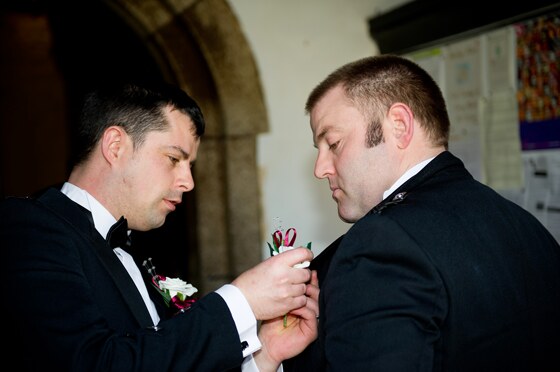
top-left (158, 277), bottom-right (198, 303)
top-left (143, 258), bottom-right (198, 313)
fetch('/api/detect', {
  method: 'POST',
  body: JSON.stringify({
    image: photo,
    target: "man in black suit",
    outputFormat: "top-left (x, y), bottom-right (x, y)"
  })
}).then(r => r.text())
top-left (283, 55), bottom-right (560, 371)
top-left (0, 81), bottom-right (318, 371)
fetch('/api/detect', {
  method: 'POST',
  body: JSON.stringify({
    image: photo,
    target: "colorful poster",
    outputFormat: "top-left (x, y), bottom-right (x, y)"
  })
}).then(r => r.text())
top-left (515, 13), bottom-right (560, 150)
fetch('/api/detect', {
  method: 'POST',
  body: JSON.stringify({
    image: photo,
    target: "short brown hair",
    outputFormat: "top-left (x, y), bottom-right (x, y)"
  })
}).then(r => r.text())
top-left (306, 54), bottom-right (450, 149)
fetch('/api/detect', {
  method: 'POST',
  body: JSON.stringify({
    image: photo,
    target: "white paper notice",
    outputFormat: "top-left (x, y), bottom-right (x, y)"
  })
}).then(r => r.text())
top-left (444, 37), bottom-right (483, 181)
top-left (480, 91), bottom-right (523, 190)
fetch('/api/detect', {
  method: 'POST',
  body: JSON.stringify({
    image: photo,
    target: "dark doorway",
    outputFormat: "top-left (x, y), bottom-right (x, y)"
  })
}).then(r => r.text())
top-left (1, 0), bottom-right (196, 282)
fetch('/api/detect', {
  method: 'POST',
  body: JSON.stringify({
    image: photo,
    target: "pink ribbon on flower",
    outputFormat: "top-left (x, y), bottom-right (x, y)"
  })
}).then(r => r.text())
top-left (273, 227), bottom-right (297, 248)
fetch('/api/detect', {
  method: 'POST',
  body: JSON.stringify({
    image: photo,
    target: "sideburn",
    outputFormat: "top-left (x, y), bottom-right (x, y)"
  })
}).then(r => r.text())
top-left (365, 118), bottom-right (384, 148)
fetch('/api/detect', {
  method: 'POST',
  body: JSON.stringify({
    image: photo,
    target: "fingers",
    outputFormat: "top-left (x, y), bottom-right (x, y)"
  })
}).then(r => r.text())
top-left (288, 271), bottom-right (319, 317)
top-left (288, 282), bottom-right (308, 298)
top-left (306, 280), bottom-right (319, 301)
top-left (232, 247), bottom-right (314, 320)
top-left (288, 301), bottom-right (316, 320)
top-left (291, 265), bottom-right (312, 284)
top-left (310, 269), bottom-right (318, 286)
top-left (305, 271), bottom-right (320, 316)
top-left (276, 267), bottom-right (316, 311)
top-left (305, 288), bottom-right (319, 316)
top-left (274, 246), bottom-right (314, 267)
top-left (288, 285), bottom-right (318, 321)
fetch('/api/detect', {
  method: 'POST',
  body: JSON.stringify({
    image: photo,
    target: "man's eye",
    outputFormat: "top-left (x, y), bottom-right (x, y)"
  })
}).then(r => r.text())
top-left (168, 156), bottom-right (179, 164)
top-left (329, 141), bottom-right (339, 150)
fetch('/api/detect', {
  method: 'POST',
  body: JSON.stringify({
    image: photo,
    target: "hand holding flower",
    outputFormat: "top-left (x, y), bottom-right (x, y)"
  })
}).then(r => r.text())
top-left (254, 270), bottom-right (320, 372)
top-left (232, 247), bottom-right (313, 321)
top-left (267, 228), bottom-right (313, 326)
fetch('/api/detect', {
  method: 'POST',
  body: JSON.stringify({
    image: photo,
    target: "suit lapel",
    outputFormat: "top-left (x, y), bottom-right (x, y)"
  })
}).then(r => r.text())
top-left (91, 234), bottom-right (156, 328)
top-left (37, 188), bottom-right (155, 328)
top-left (130, 253), bottom-right (170, 319)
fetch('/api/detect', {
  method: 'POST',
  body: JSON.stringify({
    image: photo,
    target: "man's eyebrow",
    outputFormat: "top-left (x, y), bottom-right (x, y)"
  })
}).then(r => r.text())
top-left (313, 125), bottom-right (331, 148)
top-left (168, 145), bottom-right (190, 159)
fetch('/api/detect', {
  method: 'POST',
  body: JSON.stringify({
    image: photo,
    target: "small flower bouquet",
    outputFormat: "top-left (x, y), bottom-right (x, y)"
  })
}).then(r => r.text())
top-left (268, 227), bottom-right (312, 268)
top-left (143, 258), bottom-right (198, 313)
top-left (267, 227), bottom-right (312, 326)
top-left (154, 276), bottom-right (198, 310)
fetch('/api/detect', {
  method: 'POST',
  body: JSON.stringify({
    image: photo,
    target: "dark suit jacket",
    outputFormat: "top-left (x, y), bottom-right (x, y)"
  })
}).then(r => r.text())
top-left (285, 151), bottom-right (560, 372)
top-left (0, 187), bottom-right (244, 371)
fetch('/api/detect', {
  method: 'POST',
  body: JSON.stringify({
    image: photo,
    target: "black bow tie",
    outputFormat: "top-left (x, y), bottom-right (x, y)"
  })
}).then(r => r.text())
top-left (107, 216), bottom-right (132, 249)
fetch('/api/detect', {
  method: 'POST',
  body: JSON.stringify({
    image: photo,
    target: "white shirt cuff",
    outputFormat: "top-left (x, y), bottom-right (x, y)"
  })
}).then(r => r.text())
top-left (215, 284), bottom-right (261, 357)
top-left (242, 354), bottom-right (284, 372)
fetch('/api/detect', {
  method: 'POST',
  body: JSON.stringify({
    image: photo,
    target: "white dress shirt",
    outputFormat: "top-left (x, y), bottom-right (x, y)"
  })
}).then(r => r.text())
top-left (383, 157), bottom-right (435, 200)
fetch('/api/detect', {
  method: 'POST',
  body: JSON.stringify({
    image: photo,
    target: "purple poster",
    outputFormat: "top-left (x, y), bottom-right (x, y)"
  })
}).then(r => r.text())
top-left (515, 13), bottom-right (560, 150)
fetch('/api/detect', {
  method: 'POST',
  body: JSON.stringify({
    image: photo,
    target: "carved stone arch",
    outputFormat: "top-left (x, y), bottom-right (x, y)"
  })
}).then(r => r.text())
top-left (107, 0), bottom-right (268, 293)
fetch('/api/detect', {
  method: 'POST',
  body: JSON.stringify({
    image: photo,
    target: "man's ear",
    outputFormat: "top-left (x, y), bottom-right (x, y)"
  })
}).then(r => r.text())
top-left (101, 126), bottom-right (126, 164)
top-left (387, 103), bottom-right (414, 149)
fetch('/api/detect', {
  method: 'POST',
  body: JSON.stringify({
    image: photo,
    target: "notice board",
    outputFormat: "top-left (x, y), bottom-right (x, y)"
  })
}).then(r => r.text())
top-left (403, 12), bottom-right (560, 241)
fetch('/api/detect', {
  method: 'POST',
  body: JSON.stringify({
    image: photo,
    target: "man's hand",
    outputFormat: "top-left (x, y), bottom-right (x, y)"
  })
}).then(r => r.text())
top-left (253, 270), bottom-right (320, 372)
top-left (232, 247), bottom-right (314, 320)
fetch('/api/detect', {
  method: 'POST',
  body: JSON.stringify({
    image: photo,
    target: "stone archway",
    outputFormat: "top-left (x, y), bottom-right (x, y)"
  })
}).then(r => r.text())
top-left (106, 0), bottom-right (268, 293)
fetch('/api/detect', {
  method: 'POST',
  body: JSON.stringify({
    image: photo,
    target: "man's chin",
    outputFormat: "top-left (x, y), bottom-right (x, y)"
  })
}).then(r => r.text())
top-left (142, 217), bottom-right (166, 231)
top-left (337, 208), bottom-right (351, 223)
top-left (337, 206), bottom-right (360, 224)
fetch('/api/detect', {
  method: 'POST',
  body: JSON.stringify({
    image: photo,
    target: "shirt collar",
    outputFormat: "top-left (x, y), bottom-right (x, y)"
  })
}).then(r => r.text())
top-left (383, 157), bottom-right (435, 200)
top-left (60, 182), bottom-right (117, 240)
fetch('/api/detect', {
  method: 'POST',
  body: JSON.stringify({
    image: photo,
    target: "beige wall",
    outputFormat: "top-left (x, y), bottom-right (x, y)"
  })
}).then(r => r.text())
top-left (228, 0), bottom-right (412, 255)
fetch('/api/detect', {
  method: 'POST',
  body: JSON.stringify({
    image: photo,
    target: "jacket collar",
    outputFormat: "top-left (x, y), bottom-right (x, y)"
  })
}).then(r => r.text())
top-left (371, 151), bottom-right (467, 215)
